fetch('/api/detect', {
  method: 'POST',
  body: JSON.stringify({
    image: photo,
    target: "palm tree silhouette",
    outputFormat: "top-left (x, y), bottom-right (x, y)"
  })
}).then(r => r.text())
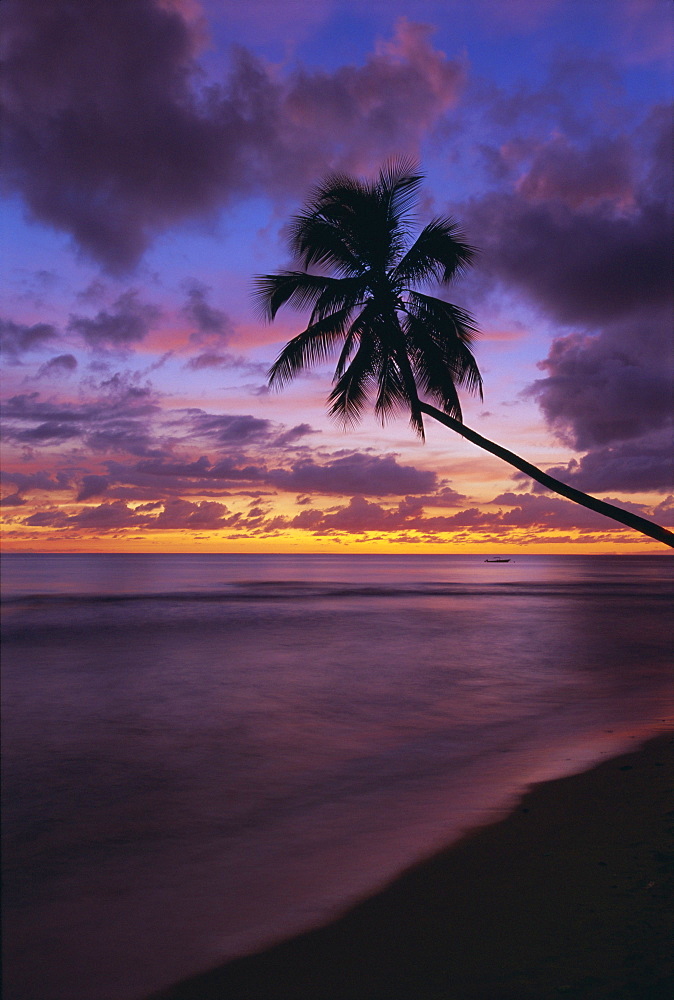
top-left (254, 161), bottom-right (673, 548)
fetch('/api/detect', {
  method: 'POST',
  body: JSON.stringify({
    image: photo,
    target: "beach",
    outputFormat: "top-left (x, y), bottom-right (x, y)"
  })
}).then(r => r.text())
top-left (150, 732), bottom-right (674, 1000)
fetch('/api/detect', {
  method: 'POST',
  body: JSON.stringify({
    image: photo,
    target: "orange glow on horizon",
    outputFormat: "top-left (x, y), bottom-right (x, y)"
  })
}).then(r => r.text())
top-left (1, 523), bottom-right (667, 556)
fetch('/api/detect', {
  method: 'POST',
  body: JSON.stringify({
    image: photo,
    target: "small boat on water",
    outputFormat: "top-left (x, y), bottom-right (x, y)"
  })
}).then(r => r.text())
top-left (484, 557), bottom-right (511, 563)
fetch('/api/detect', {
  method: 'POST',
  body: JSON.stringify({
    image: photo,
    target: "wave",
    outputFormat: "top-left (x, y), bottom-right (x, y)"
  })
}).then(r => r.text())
top-left (2, 578), bottom-right (672, 608)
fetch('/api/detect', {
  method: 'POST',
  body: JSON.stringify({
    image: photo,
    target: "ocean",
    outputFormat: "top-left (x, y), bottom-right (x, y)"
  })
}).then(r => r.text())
top-left (2, 553), bottom-right (673, 1000)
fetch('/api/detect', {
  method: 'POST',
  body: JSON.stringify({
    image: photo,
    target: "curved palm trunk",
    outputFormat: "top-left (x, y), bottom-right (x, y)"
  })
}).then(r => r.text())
top-left (419, 402), bottom-right (674, 548)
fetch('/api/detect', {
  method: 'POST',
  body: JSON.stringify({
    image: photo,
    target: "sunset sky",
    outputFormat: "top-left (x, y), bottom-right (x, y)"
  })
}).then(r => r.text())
top-left (1, 0), bottom-right (672, 553)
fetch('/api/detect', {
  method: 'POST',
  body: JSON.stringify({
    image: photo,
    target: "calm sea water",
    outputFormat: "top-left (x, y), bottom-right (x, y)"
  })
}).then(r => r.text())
top-left (2, 554), bottom-right (673, 1000)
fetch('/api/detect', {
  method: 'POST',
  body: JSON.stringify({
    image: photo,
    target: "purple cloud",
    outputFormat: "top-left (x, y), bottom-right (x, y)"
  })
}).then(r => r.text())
top-left (527, 312), bottom-right (673, 451)
top-left (272, 424), bottom-right (318, 448)
top-left (76, 474), bottom-right (109, 502)
top-left (37, 354), bottom-right (78, 378)
top-left (1, 469), bottom-right (70, 507)
top-left (463, 104), bottom-right (672, 323)
top-left (187, 411), bottom-right (274, 444)
top-left (0, 318), bottom-right (56, 359)
top-left (68, 292), bottom-right (159, 349)
top-left (22, 497), bottom-right (237, 532)
top-left (270, 453), bottom-right (437, 497)
top-left (459, 102), bottom-right (673, 495)
top-left (183, 283), bottom-right (231, 341)
top-left (532, 430), bottom-right (674, 494)
top-left (3, 382), bottom-right (162, 456)
top-left (490, 491), bottom-right (666, 531)
top-left (284, 489), bottom-right (657, 537)
top-left (1, 2), bottom-right (465, 271)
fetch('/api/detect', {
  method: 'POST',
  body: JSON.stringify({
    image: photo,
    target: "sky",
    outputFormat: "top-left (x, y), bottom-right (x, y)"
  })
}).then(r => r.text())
top-left (1, 0), bottom-right (673, 554)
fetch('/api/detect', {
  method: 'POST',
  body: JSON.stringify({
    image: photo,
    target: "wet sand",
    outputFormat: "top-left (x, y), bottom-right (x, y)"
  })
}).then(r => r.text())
top-left (148, 733), bottom-right (673, 1000)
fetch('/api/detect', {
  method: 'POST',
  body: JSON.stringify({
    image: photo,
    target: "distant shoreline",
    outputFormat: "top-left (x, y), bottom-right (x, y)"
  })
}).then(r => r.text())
top-left (149, 731), bottom-right (674, 1000)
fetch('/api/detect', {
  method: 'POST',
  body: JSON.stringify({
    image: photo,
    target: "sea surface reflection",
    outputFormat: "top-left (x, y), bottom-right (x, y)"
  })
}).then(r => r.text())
top-left (2, 554), bottom-right (673, 1000)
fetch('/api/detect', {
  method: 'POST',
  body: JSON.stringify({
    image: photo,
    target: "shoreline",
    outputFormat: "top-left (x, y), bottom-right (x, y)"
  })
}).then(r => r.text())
top-left (148, 732), bottom-right (673, 1000)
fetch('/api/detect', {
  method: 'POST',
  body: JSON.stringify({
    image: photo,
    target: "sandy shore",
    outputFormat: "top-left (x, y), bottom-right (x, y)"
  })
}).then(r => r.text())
top-left (149, 733), bottom-right (673, 1000)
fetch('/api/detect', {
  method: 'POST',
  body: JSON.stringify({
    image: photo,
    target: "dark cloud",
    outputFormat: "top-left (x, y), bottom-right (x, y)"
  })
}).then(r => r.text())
top-left (148, 498), bottom-right (235, 530)
top-left (533, 429), bottom-right (674, 494)
top-left (87, 448), bottom-right (435, 501)
top-left (2, 0), bottom-right (219, 272)
top-left (405, 485), bottom-right (467, 507)
top-left (183, 283), bottom-right (231, 341)
top-left (0, 493), bottom-right (27, 507)
top-left (66, 500), bottom-right (141, 529)
top-left (463, 187), bottom-right (671, 328)
top-left (0, 469), bottom-right (70, 507)
top-left (85, 421), bottom-right (162, 457)
top-left (2, 380), bottom-right (162, 456)
top-left (185, 352), bottom-right (231, 370)
top-left (272, 423), bottom-right (318, 448)
top-left (460, 104), bottom-right (673, 496)
top-left (15, 421), bottom-right (81, 443)
top-left (527, 311), bottom-right (673, 451)
top-left (21, 508), bottom-right (70, 528)
top-left (76, 474), bottom-right (109, 502)
top-left (1, 3), bottom-right (465, 271)
top-left (102, 456), bottom-right (266, 495)
top-left (184, 351), bottom-right (268, 375)
top-left (269, 453), bottom-right (437, 497)
top-left (292, 495), bottom-right (400, 533)
top-left (37, 354), bottom-right (78, 378)
top-left (0, 318), bottom-right (56, 358)
top-left (68, 291), bottom-right (159, 348)
top-left (185, 410), bottom-right (274, 444)
top-left (517, 134), bottom-right (634, 208)
top-left (463, 106), bottom-right (672, 326)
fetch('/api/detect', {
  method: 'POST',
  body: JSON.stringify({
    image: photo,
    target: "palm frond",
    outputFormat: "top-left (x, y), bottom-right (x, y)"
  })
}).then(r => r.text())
top-left (392, 218), bottom-right (477, 288)
top-left (327, 334), bottom-right (379, 427)
top-left (402, 298), bottom-right (483, 419)
top-left (333, 302), bottom-right (376, 379)
top-left (407, 291), bottom-right (481, 348)
top-left (403, 311), bottom-right (465, 419)
top-left (253, 272), bottom-right (338, 321)
top-left (267, 308), bottom-right (352, 387)
top-left (391, 331), bottom-right (425, 439)
top-left (287, 214), bottom-right (366, 275)
top-left (257, 162), bottom-right (481, 441)
top-left (376, 156), bottom-right (423, 213)
top-left (292, 162), bottom-right (422, 275)
top-left (374, 158), bottom-right (424, 267)
top-left (374, 352), bottom-right (409, 422)
top-left (309, 276), bottom-right (368, 324)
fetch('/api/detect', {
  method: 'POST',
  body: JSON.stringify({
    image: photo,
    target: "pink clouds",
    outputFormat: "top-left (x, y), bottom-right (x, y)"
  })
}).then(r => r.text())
top-left (21, 497), bottom-right (238, 532)
top-left (279, 489), bottom-right (669, 539)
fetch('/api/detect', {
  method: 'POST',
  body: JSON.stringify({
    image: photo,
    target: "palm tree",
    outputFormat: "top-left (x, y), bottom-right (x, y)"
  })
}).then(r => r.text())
top-left (254, 160), bottom-right (673, 548)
